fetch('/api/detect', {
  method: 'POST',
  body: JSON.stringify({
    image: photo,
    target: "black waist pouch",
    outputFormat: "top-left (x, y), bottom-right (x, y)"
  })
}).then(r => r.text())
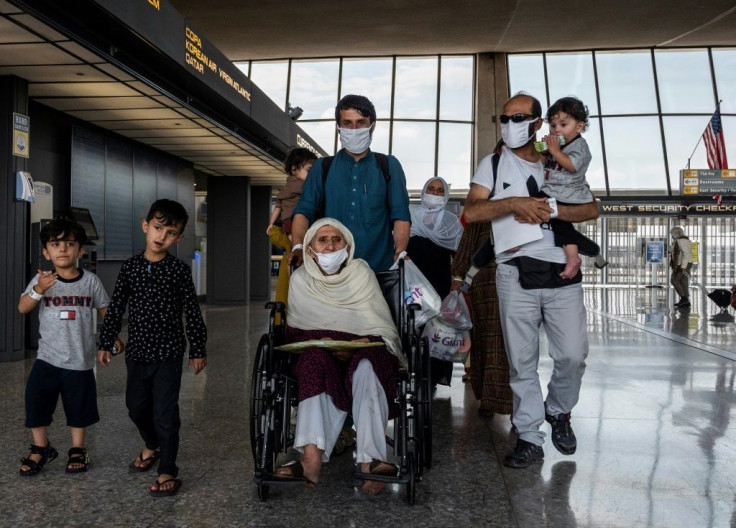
top-left (513, 257), bottom-right (582, 289)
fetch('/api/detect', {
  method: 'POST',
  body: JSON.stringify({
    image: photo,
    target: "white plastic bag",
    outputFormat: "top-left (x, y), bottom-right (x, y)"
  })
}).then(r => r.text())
top-left (401, 258), bottom-right (441, 327)
top-left (422, 316), bottom-right (471, 363)
top-left (440, 290), bottom-right (473, 330)
top-left (390, 253), bottom-right (441, 327)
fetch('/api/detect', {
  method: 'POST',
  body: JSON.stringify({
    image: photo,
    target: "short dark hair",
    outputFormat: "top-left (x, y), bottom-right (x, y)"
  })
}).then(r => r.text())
top-left (546, 96), bottom-right (589, 131)
top-left (40, 218), bottom-right (86, 246)
top-left (146, 199), bottom-right (189, 233)
top-left (284, 147), bottom-right (317, 175)
top-left (335, 94), bottom-right (376, 124)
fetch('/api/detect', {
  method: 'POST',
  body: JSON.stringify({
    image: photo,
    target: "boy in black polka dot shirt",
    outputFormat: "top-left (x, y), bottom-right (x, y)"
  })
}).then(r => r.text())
top-left (97, 199), bottom-right (207, 497)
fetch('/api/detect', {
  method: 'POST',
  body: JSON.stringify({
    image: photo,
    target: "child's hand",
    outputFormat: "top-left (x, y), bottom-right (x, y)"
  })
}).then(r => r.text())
top-left (98, 349), bottom-right (112, 367)
top-left (545, 134), bottom-right (563, 156)
top-left (189, 357), bottom-right (207, 375)
top-left (266, 224), bottom-right (273, 236)
top-left (35, 269), bottom-right (57, 293)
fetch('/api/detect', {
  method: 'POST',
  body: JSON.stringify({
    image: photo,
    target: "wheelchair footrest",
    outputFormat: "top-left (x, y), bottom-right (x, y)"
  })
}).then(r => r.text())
top-left (353, 470), bottom-right (412, 485)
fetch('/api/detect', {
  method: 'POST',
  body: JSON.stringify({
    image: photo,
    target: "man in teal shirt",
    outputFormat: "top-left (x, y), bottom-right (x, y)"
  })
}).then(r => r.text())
top-left (290, 95), bottom-right (411, 272)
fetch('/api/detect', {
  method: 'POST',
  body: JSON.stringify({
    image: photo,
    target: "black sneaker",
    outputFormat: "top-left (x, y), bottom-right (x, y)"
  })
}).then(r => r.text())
top-left (546, 413), bottom-right (577, 455)
top-left (503, 439), bottom-right (544, 468)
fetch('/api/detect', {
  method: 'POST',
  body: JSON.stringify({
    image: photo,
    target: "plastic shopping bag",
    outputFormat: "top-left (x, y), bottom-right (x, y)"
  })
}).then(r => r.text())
top-left (402, 259), bottom-right (441, 327)
top-left (422, 316), bottom-right (471, 363)
top-left (440, 290), bottom-right (473, 330)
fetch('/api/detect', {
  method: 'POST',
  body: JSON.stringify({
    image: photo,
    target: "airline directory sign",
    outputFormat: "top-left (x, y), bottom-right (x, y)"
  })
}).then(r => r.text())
top-left (680, 169), bottom-right (736, 195)
top-left (93, 0), bottom-right (251, 113)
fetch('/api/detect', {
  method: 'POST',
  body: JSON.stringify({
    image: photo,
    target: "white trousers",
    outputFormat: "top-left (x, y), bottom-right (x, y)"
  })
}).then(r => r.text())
top-left (294, 358), bottom-right (389, 463)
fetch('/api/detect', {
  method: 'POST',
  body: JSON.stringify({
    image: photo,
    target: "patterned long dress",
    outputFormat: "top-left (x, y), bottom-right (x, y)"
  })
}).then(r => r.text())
top-left (450, 222), bottom-right (513, 415)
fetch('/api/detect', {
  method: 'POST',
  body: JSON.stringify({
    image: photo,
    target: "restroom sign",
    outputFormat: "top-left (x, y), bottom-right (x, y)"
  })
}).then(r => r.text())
top-left (13, 112), bottom-right (30, 158)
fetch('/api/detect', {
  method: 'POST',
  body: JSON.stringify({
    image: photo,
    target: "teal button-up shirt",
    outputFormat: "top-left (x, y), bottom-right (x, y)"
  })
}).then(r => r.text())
top-left (294, 149), bottom-right (411, 272)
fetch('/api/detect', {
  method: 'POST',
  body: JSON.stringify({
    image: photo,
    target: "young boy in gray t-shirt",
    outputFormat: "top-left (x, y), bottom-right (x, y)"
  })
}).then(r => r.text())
top-left (18, 219), bottom-right (117, 476)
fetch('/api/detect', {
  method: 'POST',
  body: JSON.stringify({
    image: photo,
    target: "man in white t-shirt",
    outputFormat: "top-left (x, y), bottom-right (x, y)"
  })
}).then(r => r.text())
top-left (464, 93), bottom-right (600, 468)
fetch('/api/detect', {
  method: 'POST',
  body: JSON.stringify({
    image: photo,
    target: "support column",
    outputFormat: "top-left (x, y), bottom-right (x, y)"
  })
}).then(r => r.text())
top-left (0, 76), bottom-right (30, 362)
top-left (250, 185), bottom-right (272, 301)
top-left (206, 176), bottom-right (250, 304)
top-left (474, 53), bottom-right (509, 167)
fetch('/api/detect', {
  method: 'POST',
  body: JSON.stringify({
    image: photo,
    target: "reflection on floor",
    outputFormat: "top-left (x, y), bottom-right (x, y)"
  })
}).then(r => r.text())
top-left (1, 286), bottom-right (735, 527)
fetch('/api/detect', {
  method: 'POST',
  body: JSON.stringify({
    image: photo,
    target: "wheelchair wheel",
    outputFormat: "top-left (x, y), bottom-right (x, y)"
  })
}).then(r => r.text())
top-left (250, 334), bottom-right (279, 501)
top-left (405, 451), bottom-right (416, 505)
top-left (420, 336), bottom-right (433, 469)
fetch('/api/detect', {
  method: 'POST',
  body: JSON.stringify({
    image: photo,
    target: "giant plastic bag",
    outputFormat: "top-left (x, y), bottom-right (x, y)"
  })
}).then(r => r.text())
top-left (397, 257), bottom-right (441, 327)
top-left (440, 290), bottom-right (473, 330)
top-left (422, 316), bottom-right (471, 363)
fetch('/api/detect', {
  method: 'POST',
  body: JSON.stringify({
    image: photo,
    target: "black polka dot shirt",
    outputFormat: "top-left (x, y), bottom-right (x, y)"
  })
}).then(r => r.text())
top-left (99, 253), bottom-right (207, 363)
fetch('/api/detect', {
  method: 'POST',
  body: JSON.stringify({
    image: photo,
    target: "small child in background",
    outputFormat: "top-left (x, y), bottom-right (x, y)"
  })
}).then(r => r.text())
top-left (267, 147), bottom-right (318, 243)
top-left (267, 147), bottom-right (317, 309)
top-left (540, 96), bottom-right (607, 278)
top-left (97, 199), bottom-right (207, 497)
top-left (18, 219), bottom-right (117, 476)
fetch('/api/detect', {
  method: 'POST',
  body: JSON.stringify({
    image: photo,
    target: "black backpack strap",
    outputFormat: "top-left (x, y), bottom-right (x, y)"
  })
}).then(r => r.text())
top-left (321, 156), bottom-right (334, 187)
top-left (374, 152), bottom-right (391, 182)
top-left (491, 152), bottom-right (499, 197)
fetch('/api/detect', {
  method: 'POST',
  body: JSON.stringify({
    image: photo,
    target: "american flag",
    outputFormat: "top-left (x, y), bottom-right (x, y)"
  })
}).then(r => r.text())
top-left (714, 194), bottom-right (723, 207)
top-left (702, 107), bottom-right (728, 170)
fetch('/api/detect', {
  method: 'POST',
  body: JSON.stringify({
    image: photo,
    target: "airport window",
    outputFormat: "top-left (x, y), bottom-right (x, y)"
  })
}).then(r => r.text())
top-left (391, 121), bottom-right (437, 189)
top-left (596, 50), bottom-right (659, 115)
top-left (393, 57), bottom-right (439, 120)
top-left (340, 58), bottom-right (393, 119)
top-left (603, 116), bottom-right (667, 192)
top-left (545, 52), bottom-right (599, 115)
top-left (289, 59), bottom-right (340, 120)
top-left (654, 49), bottom-right (714, 114)
top-left (240, 54), bottom-right (475, 191)
top-left (508, 47), bottom-right (733, 196)
top-left (245, 60), bottom-right (289, 110)
top-left (439, 56), bottom-right (474, 121)
top-left (508, 54), bottom-right (547, 107)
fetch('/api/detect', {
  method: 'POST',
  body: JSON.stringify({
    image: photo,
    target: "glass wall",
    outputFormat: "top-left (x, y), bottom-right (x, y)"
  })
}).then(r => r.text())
top-left (509, 47), bottom-right (736, 196)
top-left (238, 55), bottom-right (475, 191)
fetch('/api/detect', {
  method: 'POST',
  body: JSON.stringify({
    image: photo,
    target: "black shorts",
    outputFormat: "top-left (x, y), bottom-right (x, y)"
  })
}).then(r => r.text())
top-left (25, 359), bottom-right (100, 428)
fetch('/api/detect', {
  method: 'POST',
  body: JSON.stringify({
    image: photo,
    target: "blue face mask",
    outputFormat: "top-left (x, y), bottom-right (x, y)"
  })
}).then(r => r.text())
top-left (338, 126), bottom-right (373, 154)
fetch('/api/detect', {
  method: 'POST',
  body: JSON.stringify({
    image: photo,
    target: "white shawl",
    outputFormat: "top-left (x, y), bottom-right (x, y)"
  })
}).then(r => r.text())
top-left (288, 218), bottom-right (405, 366)
top-left (409, 177), bottom-right (463, 251)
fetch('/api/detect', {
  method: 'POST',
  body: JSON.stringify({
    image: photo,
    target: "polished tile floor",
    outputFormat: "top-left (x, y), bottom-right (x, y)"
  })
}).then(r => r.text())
top-left (2, 286), bottom-right (736, 527)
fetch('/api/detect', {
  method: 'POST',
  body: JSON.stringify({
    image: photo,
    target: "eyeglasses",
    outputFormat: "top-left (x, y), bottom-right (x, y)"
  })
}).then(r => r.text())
top-left (500, 113), bottom-right (536, 124)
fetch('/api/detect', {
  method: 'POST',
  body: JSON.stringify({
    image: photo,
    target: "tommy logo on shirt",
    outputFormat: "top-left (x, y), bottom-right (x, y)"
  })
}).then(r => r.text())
top-left (43, 296), bottom-right (92, 307)
top-left (60, 310), bottom-right (77, 320)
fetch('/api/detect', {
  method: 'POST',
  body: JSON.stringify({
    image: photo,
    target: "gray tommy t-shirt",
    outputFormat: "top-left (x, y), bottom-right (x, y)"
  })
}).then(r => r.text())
top-left (24, 269), bottom-right (109, 371)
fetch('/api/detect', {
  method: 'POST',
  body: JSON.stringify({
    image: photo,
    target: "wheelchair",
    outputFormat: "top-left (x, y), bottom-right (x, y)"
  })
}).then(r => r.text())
top-left (249, 259), bottom-right (433, 504)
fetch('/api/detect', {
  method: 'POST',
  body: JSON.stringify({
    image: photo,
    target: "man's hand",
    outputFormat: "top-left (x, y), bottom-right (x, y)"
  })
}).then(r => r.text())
top-left (512, 197), bottom-right (553, 224)
top-left (188, 357), bottom-right (207, 375)
top-left (97, 349), bottom-right (111, 366)
top-left (287, 248), bottom-right (304, 273)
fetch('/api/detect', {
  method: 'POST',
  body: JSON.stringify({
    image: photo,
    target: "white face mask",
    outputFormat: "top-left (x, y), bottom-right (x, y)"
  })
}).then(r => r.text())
top-left (313, 247), bottom-right (349, 275)
top-left (501, 118), bottom-right (539, 148)
top-left (422, 193), bottom-right (445, 211)
top-left (338, 126), bottom-right (373, 154)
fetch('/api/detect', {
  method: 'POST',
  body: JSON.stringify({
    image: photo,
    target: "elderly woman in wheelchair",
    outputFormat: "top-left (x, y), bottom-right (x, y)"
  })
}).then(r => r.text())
top-left (273, 217), bottom-right (406, 494)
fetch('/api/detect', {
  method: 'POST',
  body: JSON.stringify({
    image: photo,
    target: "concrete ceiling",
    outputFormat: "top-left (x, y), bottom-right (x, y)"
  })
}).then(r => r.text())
top-left (2, 0), bottom-right (735, 189)
top-left (168, 0), bottom-right (736, 61)
top-left (0, 0), bottom-right (286, 185)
